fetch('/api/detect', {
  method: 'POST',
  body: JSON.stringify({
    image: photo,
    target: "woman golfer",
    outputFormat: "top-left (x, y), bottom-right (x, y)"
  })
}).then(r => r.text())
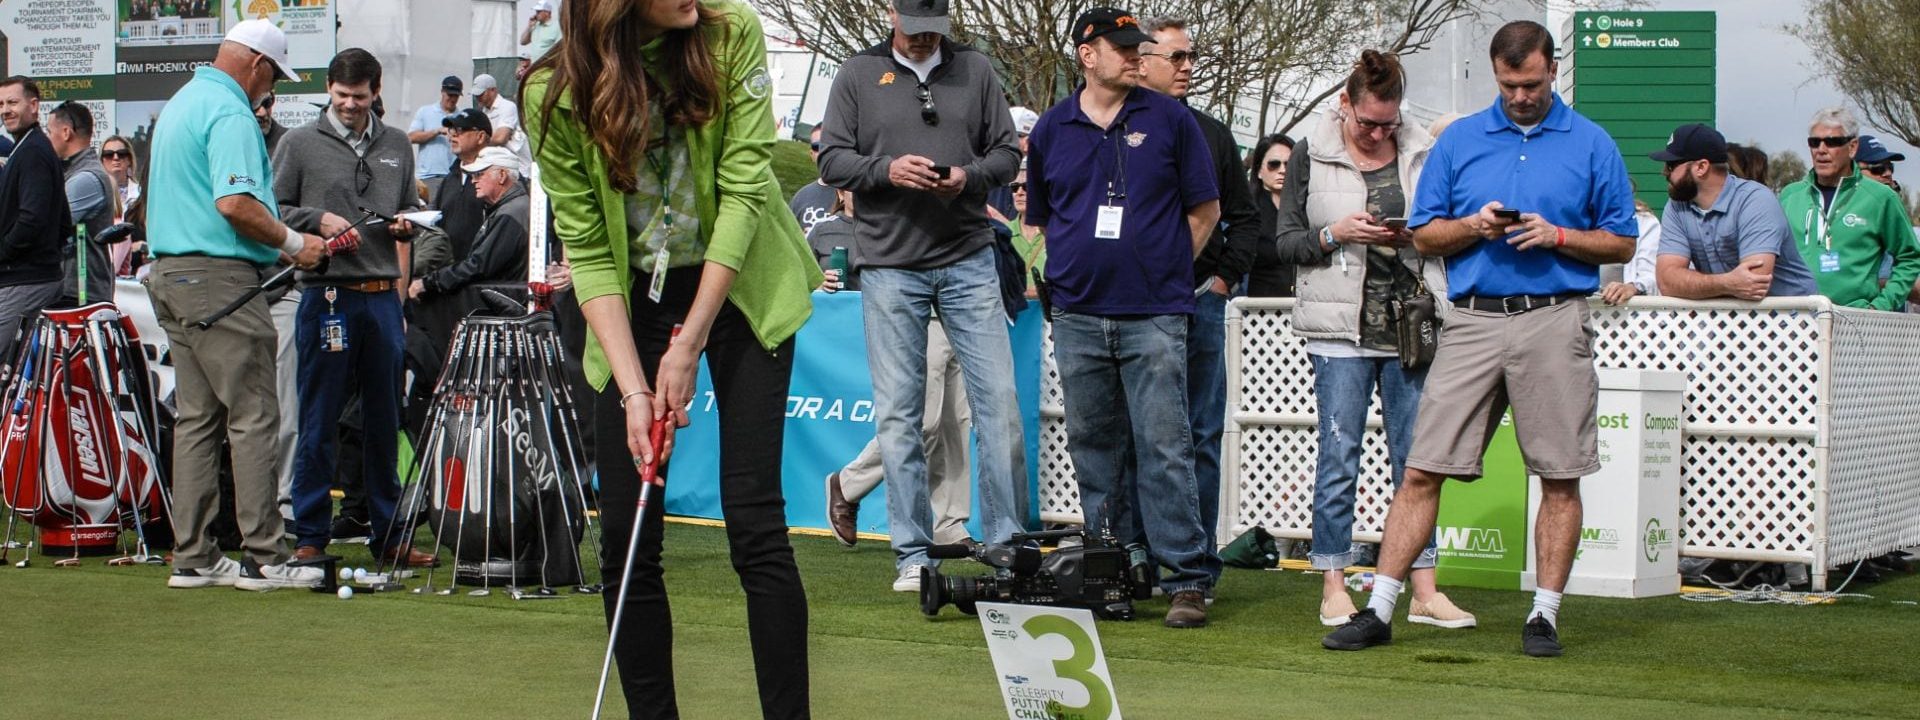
top-left (523, 0), bottom-right (821, 717)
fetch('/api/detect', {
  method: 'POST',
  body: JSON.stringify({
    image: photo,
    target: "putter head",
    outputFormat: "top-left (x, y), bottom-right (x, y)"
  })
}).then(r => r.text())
top-left (411, 585), bottom-right (433, 595)
top-left (574, 584), bottom-right (603, 595)
top-left (467, 588), bottom-right (491, 597)
top-left (54, 558), bottom-right (81, 568)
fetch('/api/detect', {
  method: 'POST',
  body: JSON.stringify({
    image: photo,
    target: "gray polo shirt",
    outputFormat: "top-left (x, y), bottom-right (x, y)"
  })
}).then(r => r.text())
top-left (1658, 175), bottom-right (1820, 297)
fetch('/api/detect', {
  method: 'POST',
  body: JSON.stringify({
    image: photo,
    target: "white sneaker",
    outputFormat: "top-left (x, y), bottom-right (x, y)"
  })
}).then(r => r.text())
top-left (893, 564), bottom-right (925, 592)
top-left (234, 559), bottom-right (325, 591)
top-left (168, 556), bottom-right (242, 588)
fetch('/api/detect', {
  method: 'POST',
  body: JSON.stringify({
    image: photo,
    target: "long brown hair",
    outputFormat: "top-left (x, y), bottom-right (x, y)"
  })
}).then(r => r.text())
top-left (526, 0), bottom-right (726, 193)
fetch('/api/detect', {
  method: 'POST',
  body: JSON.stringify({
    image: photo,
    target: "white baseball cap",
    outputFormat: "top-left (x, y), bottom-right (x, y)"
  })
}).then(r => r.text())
top-left (1010, 106), bottom-right (1039, 136)
top-left (532, 0), bottom-right (553, 12)
top-left (462, 146), bottom-right (524, 176)
top-left (470, 74), bottom-right (499, 97)
top-left (225, 19), bottom-right (298, 81)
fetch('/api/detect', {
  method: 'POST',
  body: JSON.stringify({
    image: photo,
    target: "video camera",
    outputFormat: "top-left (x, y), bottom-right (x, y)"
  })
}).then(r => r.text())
top-left (918, 528), bottom-right (1154, 621)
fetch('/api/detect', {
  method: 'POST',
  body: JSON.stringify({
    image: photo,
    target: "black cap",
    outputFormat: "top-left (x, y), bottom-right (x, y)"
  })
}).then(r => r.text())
top-left (1071, 7), bottom-right (1151, 47)
top-left (892, 0), bottom-right (950, 36)
top-left (442, 107), bottom-right (493, 134)
top-left (1857, 135), bottom-right (1907, 164)
top-left (1648, 122), bottom-right (1727, 164)
top-left (440, 75), bottom-right (463, 94)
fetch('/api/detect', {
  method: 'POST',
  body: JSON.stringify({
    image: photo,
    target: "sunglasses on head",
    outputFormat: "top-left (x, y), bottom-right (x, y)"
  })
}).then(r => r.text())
top-left (917, 86), bottom-right (938, 127)
top-left (1808, 135), bottom-right (1855, 148)
top-left (1264, 159), bottom-right (1284, 171)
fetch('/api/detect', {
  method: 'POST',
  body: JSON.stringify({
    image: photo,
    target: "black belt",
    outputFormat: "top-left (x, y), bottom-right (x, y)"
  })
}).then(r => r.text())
top-left (1452, 293), bottom-right (1583, 314)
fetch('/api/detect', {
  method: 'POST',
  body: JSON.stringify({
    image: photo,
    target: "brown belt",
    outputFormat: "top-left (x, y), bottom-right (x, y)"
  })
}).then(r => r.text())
top-left (336, 280), bottom-right (397, 293)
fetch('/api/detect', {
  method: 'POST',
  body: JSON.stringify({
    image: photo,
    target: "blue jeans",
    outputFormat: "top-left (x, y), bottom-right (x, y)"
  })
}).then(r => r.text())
top-left (861, 246), bottom-right (1028, 570)
top-left (290, 288), bottom-right (405, 553)
top-left (1053, 310), bottom-right (1218, 594)
top-left (1187, 289), bottom-right (1228, 579)
top-left (1308, 354), bottom-right (1436, 570)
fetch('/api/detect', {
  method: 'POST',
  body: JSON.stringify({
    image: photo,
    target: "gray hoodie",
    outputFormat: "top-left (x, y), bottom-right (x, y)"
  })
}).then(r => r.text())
top-left (817, 39), bottom-right (1021, 270)
top-left (272, 110), bottom-right (417, 287)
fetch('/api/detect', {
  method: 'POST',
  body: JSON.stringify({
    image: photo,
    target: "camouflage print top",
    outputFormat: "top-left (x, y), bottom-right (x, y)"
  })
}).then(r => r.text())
top-left (1358, 163), bottom-right (1419, 352)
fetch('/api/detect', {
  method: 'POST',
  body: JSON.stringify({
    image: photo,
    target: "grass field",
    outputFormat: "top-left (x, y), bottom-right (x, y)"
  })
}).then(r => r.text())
top-left (4, 521), bottom-right (1917, 719)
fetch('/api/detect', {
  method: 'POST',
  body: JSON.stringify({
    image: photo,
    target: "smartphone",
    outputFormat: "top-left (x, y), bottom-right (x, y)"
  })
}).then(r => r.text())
top-left (931, 165), bottom-right (952, 179)
top-left (1380, 217), bottom-right (1408, 232)
top-left (1492, 209), bottom-right (1522, 222)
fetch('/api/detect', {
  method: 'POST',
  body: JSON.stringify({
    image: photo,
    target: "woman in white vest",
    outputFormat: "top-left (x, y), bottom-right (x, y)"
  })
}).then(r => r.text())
top-left (1272, 50), bottom-right (1474, 630)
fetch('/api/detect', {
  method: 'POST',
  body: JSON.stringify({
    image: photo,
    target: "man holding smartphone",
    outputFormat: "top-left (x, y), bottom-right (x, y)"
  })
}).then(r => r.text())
top-left (1323, 21), bottom-right (1636, 658)
top-left (817, 0), bottom-right (1027, 592)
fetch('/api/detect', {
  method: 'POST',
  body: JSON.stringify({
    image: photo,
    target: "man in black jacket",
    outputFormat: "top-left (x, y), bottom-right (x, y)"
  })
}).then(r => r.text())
top-left (1136, 18), bottom-right (1260, 588)
top-left (409, 147), bottom-right (527, 305)
top-left (0, 76), bottom-right (71, 363)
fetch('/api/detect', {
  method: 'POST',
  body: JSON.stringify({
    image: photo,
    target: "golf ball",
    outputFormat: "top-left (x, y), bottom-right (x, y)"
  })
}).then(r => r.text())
top-left (337, 586), bottom-right (354, 600)
top-left (337, 567), bottom-right (352, 582)
top-left (352, 568), bottom-right (368, 581)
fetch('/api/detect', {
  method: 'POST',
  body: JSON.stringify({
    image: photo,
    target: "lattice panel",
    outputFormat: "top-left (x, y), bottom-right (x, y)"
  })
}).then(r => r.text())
top-left (1678, 435), bottom-right (1818, 556)
top-left (1826, 308), bottom-right (1920, 564)
top-left (1590, 305), bottom-right (1824, 429)
top-left (1228, 424), bottom-right (1396, 544)
top-left (1038, 415), bottom-right (1081, 522)
top-left (1040, 324), bottom-right (1064, 411)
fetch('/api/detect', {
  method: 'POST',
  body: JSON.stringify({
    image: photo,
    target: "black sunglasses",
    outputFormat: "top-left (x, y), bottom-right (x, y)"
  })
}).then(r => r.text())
top-left (354, 155), bottom-right (373, 195)
top-left (1807, 135), bottom-right (1855, 148)
top-left (1008, 182), bottom-right (1026, 192)
top-left (1864, 162), bottom-right (1895, 176)
top-left (1264, 159), bottom-right (1284, 171)
top-left (810, 142), bottom-right (822, 151)
top-left (1143, 50), bottom-right (1201, 65)
top-left (917, 86), bottom-right (938, 127)
top-left (102, 149), bottom-right (132, 160)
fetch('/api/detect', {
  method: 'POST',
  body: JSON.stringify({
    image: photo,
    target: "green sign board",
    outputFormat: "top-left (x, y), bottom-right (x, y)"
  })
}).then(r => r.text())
top-left (1567, 11), bottom-right (1717, 215)
top-left (1432, 416), bottom-right (1530, 590)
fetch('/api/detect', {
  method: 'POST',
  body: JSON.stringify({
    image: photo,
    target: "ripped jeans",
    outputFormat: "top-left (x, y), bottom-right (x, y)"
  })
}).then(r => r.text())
top-left (1307, 354), bottom-right (1436, 571)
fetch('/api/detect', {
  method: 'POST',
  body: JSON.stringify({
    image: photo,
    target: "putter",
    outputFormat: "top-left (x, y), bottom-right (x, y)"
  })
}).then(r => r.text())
top-left (592, 420), bottom-right (667, 720)
top-left (194, 217), bottom-right (371, 331)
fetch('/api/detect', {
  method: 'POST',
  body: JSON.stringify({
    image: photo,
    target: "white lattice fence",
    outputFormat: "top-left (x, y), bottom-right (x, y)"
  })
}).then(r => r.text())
top-left (1038, 329), bottom-right (1081, 524)
top-left (1826, 307), bottom-right (1920, 565)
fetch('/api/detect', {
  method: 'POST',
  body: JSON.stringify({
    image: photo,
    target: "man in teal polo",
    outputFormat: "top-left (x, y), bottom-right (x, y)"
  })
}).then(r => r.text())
top-left (149, 19), bottom-right (328, 591)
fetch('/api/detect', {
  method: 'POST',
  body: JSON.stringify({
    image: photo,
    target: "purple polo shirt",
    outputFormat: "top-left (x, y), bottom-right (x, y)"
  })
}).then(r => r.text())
top-left (1027, 86), bottom-right (1218, 315)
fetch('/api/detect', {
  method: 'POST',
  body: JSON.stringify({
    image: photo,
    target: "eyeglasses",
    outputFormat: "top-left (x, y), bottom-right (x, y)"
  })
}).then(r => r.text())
top-left (355, 155), bottom-right (373, 195)
top-left (1264, 159), bottom-right (1284, 171)
top-left (1351, 114), bottom-right (1402, 133)
top-left (1142, 50), bottom-right (1200, 66)
top-left (1008, 182), bottom-right (1026, 192)
top-left (1663, 160), bottom-right (1693, 173)
top-left (1807, 135), bottom-right (1855, 148)
top-left (101, 149), bottom-right (132, 160)
top-left (1864, 162), bottom-right (1894, 176)
top-left (918, 86), bottom-right (938, 127)
top-left (810, 142), bottom-right (823, 151)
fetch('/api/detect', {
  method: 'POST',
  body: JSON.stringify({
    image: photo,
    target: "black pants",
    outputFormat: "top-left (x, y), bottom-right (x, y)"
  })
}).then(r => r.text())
top-left (594, 267), bottom-right (809, 720)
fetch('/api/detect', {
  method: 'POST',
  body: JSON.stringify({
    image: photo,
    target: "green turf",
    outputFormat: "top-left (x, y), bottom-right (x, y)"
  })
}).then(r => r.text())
top-left (772, 139), bottom-right (819, 204)
top-left (4, 523), bottom-right (1917, 718)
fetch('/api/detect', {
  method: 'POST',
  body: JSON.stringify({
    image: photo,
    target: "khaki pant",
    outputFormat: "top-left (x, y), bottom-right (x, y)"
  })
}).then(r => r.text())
top-left (839, 319), bottom-right (972, 545)
top-left (148, 256), bottom-right (287, 568)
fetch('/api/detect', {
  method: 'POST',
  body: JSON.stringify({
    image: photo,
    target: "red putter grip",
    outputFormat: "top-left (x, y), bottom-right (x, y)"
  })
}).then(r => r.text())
top-left (528, 281), bottom-right (554, 311)
top-left (639, 422), bottom-right (667, 487)
top-left (325, 228), bottom-right (362, 256)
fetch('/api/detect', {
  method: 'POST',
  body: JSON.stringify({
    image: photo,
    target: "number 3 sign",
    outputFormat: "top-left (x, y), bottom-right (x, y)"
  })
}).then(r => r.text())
top-left (977, 602), bottom-right (1123, 720)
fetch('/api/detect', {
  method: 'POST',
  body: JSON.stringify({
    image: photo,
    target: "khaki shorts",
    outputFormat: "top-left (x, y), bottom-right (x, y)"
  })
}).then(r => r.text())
top-left (1406, 299), bottom-right (1600, 479)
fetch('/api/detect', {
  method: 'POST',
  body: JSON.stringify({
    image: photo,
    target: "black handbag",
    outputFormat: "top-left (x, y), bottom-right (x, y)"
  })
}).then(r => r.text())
top-left (1388, 257), bottom-right (1440, 370)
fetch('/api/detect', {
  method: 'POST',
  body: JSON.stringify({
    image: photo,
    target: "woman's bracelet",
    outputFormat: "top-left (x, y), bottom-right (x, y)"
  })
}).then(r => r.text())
top-left (619, 390), bottom-right (654, 409)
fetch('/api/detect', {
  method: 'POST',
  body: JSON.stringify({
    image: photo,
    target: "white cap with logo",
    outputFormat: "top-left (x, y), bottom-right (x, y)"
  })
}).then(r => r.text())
top-left (462, 146), bottom-right (524, 177)
top-left (1009, 106), bottom-right (1039, 136)
top-left (225, 19), bottom-right (299, 81)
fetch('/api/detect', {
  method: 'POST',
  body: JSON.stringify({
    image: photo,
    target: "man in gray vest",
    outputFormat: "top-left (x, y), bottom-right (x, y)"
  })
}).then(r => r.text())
top-left (49, 101), bottom-right (114, 306)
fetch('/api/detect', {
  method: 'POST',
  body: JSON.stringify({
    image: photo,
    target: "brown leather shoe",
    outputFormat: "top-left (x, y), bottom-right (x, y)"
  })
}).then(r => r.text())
top-left (1165, 590), bottom-right (1209, 628)
top-left (826, 472), bottom-right (858, 547)
top-left (384, 546), bottom-right (440, 568)
top-left (292, 545), bottom-right (324, 562)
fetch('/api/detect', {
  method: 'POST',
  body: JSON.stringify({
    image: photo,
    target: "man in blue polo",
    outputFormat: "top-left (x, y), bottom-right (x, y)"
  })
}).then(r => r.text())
top-left (1323, 21), bottom-right (1635, 657)
top-left (1650, 123), bottom-right (1818, 300)
top-left (1025, 6), bottom-right (1222, 629)
top-left (148, 20), bottom-right (329, 591)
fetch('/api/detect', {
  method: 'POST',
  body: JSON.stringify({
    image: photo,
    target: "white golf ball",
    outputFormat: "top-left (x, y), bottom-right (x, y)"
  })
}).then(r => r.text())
top-left (352, 568), bottom-right (368, 581)
top-left (337, 567), bottom-right (352, 582)
top-left (337, 586), bottom-right (354, 600)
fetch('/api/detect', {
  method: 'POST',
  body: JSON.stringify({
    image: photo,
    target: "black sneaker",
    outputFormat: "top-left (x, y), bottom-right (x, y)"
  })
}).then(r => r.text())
top-left (1322, 607), bottom-right (1391, 650)
top-left (1522, 616), bottom-right (1562, 657)
top-left (329, 516), bottom-right (372, 545)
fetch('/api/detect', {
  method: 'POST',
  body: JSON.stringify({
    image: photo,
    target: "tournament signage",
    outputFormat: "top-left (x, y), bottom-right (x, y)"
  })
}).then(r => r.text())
top-left (977, 602), bottom-right (1122, 720)
top-left (1565, 11), bottom-right (1717, 214)
top-left (1432, 411), bottom-right (1529, 589)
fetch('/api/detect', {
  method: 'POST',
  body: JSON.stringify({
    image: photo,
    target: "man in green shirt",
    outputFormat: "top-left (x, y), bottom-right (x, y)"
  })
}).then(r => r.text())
top-left (1779, 107), bottom-right (1920, 311)
top-left (520, 1), bottom-right (562, 61)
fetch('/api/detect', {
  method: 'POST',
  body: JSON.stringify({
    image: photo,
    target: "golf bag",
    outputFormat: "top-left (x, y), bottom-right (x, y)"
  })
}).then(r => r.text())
top-left (0, 304), bottom-right (170, 559)
top-left (397, 301), bottom-right (596, 588)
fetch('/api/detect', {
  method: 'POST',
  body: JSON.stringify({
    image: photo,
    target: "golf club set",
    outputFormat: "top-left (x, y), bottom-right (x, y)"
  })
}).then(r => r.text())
top-left (366, 289), bottom-right (602, 601)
